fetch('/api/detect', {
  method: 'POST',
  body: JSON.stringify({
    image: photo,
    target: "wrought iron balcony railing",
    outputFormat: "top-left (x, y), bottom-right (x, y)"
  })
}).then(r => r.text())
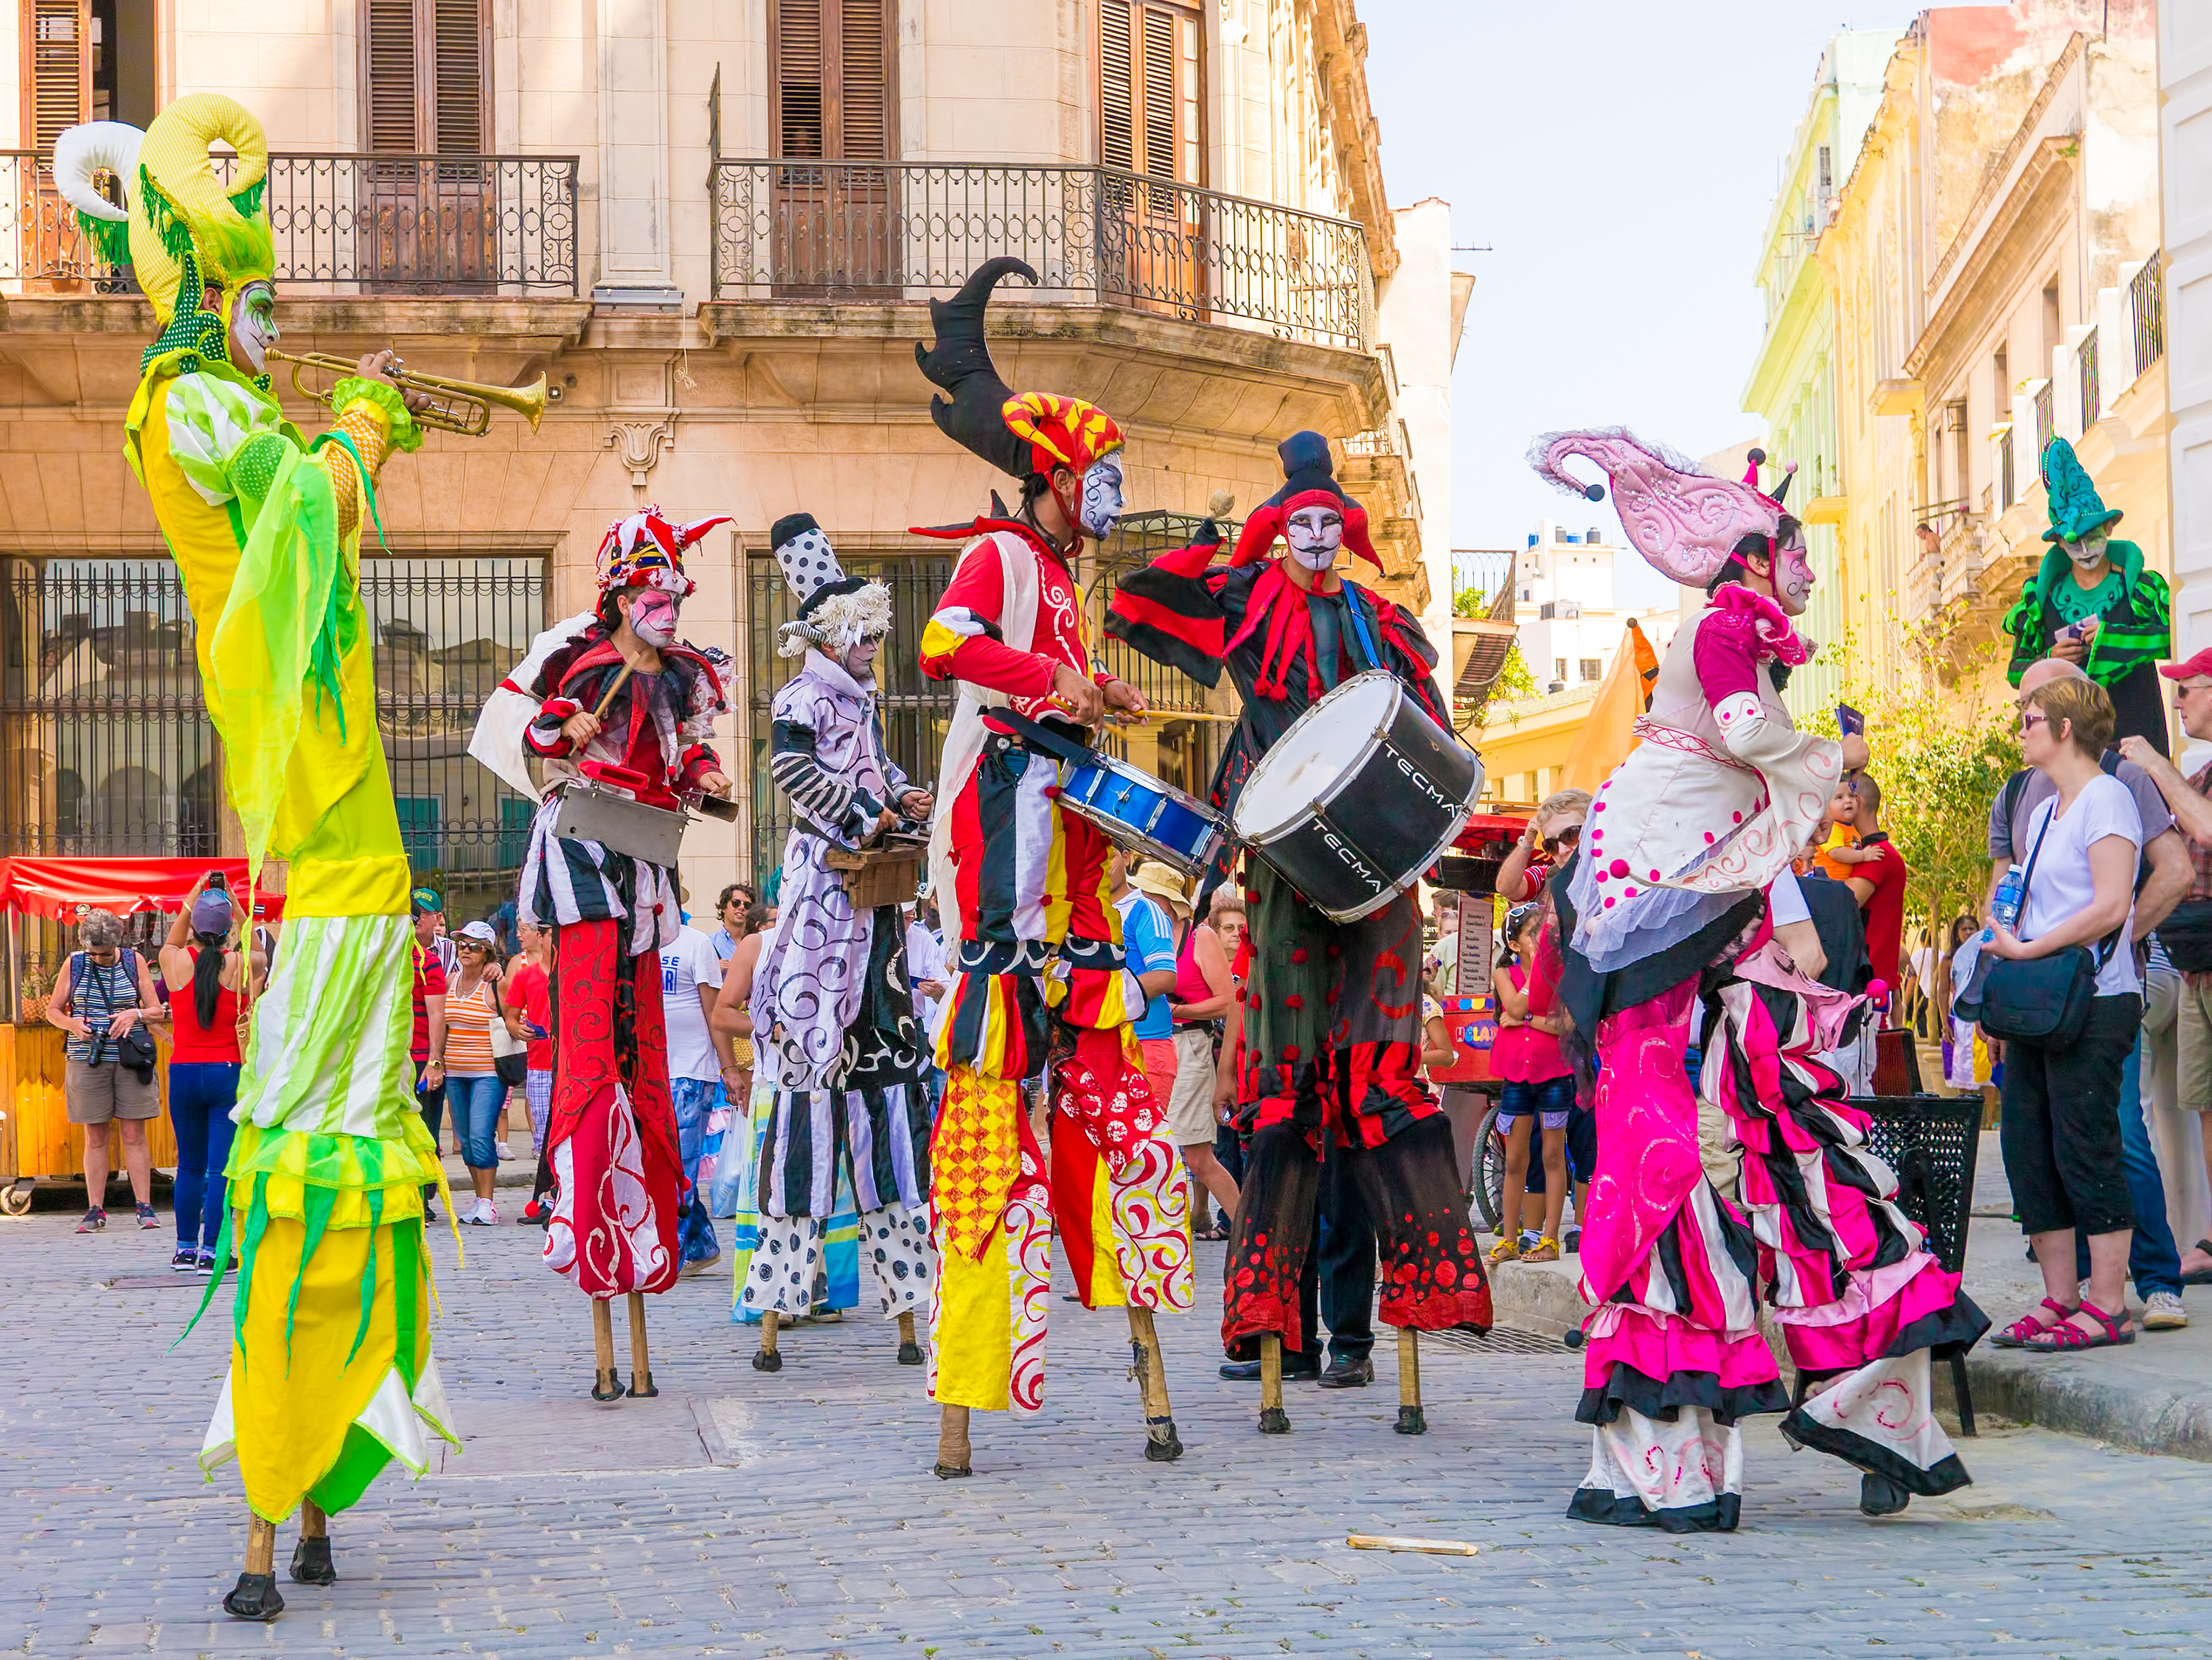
top-left (0, 151), bottom-right (580, 296)
top-left (2078, 325), bottom-right (2100, 431)
top-left (2132, 251), bottom-right (2164, 378)
top-left (709, 159), bottom-right (1374, 352)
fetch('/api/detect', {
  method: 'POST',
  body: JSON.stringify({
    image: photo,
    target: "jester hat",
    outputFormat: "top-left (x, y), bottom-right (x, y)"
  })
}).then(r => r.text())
top-left (594, 506), bottom-right (734, 599)
top-left (770, 511), bottom-right (892, 659)
top-left (1229, 430), bottom-right (1380, 568)
top-left (58, 96), bottom-right (276, 373)
top-left (1528, 428), bottom-right (1788, 586)
top-left (2041, 437), bottom-right (2124, 543)
top-left (916, 257), bottom-right (1125, 480)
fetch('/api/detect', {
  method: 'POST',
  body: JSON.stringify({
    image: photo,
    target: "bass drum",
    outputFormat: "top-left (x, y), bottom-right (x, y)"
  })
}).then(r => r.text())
top-left (1232, 672), bottom-right (1484, 922)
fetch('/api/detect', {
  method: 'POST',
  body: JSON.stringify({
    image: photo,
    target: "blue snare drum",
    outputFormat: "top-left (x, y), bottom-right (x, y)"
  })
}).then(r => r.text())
top-left (1056, 753), bottom-right (1224, 876)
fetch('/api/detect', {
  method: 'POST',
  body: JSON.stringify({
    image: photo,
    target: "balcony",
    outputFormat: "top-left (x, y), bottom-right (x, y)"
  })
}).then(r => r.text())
top-left (2132, 252), bottom-right (2164, 377)
top-left (707, 160), bottom-right (1374, 352)
top-left (0, 151), bottom-right (580, 297)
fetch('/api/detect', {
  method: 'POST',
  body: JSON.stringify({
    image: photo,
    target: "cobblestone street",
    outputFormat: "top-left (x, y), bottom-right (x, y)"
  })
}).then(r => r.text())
top-left (5, 1210), bottom-right (2212, 1659)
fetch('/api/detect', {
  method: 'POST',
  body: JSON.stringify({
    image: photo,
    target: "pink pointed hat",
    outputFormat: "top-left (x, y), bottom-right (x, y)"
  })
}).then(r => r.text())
top-left (1527, 428), bottom-right (1790, 586)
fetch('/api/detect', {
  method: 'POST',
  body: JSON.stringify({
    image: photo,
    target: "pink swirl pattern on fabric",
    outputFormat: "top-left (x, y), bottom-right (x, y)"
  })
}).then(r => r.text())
top-left (1006, 1188), bottom-right (1053, 1415)
top-left (542, 1082), bottom-right (672, 1297)
top-left (1528, 428), bottom-right (1781, 586)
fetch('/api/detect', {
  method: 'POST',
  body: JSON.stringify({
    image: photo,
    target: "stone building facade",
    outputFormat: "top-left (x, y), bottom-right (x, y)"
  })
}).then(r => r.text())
top-left (0, 0), bottom-right (1461, 928)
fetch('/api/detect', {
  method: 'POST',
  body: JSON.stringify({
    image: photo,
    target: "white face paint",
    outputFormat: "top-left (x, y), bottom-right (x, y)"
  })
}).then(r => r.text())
top-left (1078, 456), bottom-right (1125, 540)
top-left (2064, 529), bottom-right (2110, 568)
top-left (1773, 526), bottom-right (1814, 616)
top-left (229, 280), bottom-right (279, 375)
top-left (626, 588), bottom-right (679, 648)
top-left (1286, 503), bottom-right (1345, 573)
top-left (841, 634), bottom-right (883, 677)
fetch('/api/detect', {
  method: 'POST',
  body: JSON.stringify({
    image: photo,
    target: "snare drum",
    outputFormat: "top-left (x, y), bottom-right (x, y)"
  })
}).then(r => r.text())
top-left (1056, 752), bottom-right (1225, 876)
top-left (1232, 672), bottom-right (1484, 921)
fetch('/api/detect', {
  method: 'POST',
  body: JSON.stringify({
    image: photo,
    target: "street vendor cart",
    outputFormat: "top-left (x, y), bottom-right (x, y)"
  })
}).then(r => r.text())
top-left (0, 857), bottom-right (281, 1213)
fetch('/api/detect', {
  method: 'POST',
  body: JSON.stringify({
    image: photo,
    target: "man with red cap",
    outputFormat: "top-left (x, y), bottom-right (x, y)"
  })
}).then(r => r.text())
top-left (1107, 432), bottom-right (1493, 1426)
top-left (476, 506), bottom-right (734, 1399)
top-left (911, 258), bottom-right (1193, 1478)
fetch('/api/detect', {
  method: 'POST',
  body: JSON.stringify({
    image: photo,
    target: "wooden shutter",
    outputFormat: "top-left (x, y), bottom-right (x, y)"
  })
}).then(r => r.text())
top-left (1096, 0), bottom-right (1200, 183)
top-left (772, 0), bottom-right (894, 161)
top-left (362, 0), bottom-right (486, 153)
top-left (24, 0), bottom-right (91, 156)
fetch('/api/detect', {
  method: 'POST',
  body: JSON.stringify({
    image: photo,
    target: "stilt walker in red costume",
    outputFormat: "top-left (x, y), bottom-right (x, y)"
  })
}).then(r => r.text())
top-left (913, 258), bottom-right (1194, 1476)
top-left (487, 507), bottom-right (734, 1398)
top-left (1108, 433), bottom-right (1493, 1435)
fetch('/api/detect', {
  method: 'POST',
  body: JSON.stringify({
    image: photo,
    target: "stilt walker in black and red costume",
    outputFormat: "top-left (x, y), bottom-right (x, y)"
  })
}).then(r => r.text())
top-left (1108, 433), bottom-right (1492, 1434)
top-left (487, 507), bottom-right (735, 1400)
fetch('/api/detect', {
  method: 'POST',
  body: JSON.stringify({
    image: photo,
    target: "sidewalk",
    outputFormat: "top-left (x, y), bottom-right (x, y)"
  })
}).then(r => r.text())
top-left (1486, 1131), bottom-right (2212, 1463)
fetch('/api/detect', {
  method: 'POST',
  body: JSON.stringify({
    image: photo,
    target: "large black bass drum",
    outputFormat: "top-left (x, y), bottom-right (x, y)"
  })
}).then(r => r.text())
top-left (1232, 671), bottom-right (1484, 922)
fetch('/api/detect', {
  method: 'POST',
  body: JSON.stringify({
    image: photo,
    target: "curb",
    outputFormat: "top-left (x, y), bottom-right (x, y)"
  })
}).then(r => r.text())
top-left (1485, 1255), bottom-right (2212, 1463)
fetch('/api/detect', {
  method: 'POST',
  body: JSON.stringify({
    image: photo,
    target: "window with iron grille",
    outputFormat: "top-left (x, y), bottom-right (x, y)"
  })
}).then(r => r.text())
top-left (0, 554), bottom-right (544, 952)
top-left (1579, 658), bottom-right (1601, 683)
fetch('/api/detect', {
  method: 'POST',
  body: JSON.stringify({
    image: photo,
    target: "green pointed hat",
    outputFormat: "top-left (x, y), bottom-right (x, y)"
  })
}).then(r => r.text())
top-left (2041, 437), bottom-right (2124, 543)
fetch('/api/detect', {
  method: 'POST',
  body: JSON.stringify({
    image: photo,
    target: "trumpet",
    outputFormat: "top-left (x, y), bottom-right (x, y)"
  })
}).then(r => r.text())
top-left (265, 349), bottom-right (548, 436)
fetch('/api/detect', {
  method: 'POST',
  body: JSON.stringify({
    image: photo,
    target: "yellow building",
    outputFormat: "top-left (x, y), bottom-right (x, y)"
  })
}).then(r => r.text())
top-left (0, 0), bottom-right (1463, 942)
top-left (1816, 3), bottom-right (2166, 700)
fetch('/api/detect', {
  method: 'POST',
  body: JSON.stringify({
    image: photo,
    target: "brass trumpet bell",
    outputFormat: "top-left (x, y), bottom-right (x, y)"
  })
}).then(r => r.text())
top-left (265, 349), bottom-right (548, 436)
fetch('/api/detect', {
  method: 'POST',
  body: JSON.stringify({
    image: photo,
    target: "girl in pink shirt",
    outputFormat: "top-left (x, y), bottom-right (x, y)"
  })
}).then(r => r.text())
top-left (1490, 903), bottom-right (1574, 1263)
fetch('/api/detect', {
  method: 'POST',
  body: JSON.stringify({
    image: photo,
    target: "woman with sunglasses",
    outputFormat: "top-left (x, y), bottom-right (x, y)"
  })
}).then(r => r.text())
top-left (440, 921), bottom-right (511, 1225)
top-left (1495, 789), bottom-right (1590, 905)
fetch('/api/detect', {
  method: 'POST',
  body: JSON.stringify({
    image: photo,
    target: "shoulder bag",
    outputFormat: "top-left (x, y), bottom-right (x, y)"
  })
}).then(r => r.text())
top-left (1953, 807), bottom-right (2119, 1050)
top-left (487, 976), bottom-right (529, 1086)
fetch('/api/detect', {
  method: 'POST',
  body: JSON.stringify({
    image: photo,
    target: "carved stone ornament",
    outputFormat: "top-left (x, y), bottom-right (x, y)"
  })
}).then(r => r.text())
top-left (606, 416), bottom-right (677, 501)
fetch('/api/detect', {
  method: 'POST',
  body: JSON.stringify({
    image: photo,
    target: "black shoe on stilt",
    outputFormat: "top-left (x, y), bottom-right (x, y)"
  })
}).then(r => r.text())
top-left (289, 1538), bottom-right (336, 1585)
top-left (751, 1349), bottom-right (782, 1373)
top-left (591, 1368), bottom-right (625, 1402)
top-left (626, 1370), bottom-right (658, 1398)
top-left (897, 1339), bottom-right (924, 1365)
top-left (223, 1573), bottom-right (285, 1622)
top-left (933, 1462), bottom-right (972, 1479)
top-left (1144, 1419), bottom-right (1184, 1462)
top-left (1860, 1472), bottom-right (1911, 1516)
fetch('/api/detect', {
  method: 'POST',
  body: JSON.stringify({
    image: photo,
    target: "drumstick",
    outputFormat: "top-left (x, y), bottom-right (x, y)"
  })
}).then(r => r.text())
top-left (1345, 1535), bottom-right (1480, 1556)
top-left (591, 662), bottom-right (636, 720)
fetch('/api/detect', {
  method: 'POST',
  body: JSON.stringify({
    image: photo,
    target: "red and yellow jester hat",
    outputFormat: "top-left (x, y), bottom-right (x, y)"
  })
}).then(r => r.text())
top-left (1001, 391), bottom-right (1124, 478)
top-left (594, 506), bottom-right (734, 599)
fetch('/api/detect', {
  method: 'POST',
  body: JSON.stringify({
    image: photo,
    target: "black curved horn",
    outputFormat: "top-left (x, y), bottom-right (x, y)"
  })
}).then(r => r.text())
top-left (915, 256), bottom-right (1039, 478)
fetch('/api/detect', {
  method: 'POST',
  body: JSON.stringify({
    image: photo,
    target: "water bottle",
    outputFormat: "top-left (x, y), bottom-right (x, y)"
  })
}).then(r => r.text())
top-left (1991, 863), bottom-right (2025, 932)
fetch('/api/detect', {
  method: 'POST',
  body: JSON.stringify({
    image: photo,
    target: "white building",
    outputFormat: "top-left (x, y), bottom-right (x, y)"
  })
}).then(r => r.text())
top-left (1511, 520), bottom-right (1679, 693)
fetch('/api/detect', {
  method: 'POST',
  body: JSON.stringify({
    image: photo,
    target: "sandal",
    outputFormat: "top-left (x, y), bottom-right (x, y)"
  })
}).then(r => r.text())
top-left (2024, 1298), bottom-right (2135, 1351)
top-left (1522, 1237), bottom-right (1562, 1264)
top-left (2184, 1240), bottom-right (2212, 1286)
top-left (1991, 1296), bottom-right (2076, 1348)
top-left (1486, 1238), bottom-right (1520, 1265)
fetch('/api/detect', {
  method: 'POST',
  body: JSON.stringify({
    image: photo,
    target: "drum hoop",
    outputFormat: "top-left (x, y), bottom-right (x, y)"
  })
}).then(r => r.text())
top-left (1234, 674), bottom-right (1399, 840)
top-left (1066, 751), bottom-right (1219, 822)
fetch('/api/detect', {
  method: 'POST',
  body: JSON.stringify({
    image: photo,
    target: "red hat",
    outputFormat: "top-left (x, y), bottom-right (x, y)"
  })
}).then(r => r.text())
top-left (1229, 430), bottom-right (1380, 568)
top-left (594, 506), bottom-right (733, 598)
top-left (2158, 648), bottom-right (2212, 681)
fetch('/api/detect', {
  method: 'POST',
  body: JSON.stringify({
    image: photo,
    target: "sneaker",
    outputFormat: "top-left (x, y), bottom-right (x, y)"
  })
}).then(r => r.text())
top-left (136, 1202), bottom-right (159, 1230)
top-left (2143, 1291), bottom-right (2190, 1331)
top-left (171, 1245), bottom-right (199, 1272)
top-left (495, 1141), bottom-right (512, 1161)
top-left (480, 1199), bottom-right (498, 1226)
top-left (196, 1249), bottom-right (218, 1276)
top-left (460, 1199), bottom-right (488, 1226)
top-left (75, 1207), bottom-right (105, 1233)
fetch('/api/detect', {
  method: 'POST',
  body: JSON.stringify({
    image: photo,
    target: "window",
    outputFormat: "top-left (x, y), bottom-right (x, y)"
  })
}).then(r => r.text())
top-left (771, 0), bottom-right (895, 161)
top-left (1099, 0), bottom-right (1203, 184)
top-left (1554, 658), bottom-right (1567, 683)
top-left (1579, 658), bottom-right (1602, 683)
top-left (361, 0), bottom-right (487, 153)
top-left (1947, 398), bottom-right (1969, 506)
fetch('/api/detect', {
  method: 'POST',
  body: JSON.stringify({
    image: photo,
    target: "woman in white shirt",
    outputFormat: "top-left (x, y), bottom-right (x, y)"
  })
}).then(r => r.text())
top-left (1985, 676), bottom-right (2143, 1351)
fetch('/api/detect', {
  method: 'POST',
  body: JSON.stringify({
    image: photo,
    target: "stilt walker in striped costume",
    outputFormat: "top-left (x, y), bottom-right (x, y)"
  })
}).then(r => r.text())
top-left (742, 512), bottom-right (937, 1371)
top-left (495, 507), bottom-right (735, 1399)
top-left (1529, 433), bottom-right (1988, 1528)
top-left (913, 258), bottom-right (1194, 1476)
top-left (71, 95), bottom-right (458, 1620)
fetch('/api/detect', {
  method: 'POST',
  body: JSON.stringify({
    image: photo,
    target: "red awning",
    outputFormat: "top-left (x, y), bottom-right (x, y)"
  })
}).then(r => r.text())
top-left (0, 858), bottom-right (283, 921)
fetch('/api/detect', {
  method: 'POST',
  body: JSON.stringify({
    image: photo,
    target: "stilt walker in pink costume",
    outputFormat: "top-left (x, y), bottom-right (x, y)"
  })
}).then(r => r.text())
top-left (1529, 432), bottom-right (1989, 1528)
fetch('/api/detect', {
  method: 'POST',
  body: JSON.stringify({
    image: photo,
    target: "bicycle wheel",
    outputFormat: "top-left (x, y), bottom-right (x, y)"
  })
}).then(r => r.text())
top-left (1470, 1095), bottom-right (1507, 1234)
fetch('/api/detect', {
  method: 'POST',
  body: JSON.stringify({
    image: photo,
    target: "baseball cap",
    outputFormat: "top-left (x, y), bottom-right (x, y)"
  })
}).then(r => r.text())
top-left (411, 887), bottom-right (442, 915)
top-left (454, 919), bottom-right (500, 947)
top-left (2158, 648), bottom-right (2212, 682)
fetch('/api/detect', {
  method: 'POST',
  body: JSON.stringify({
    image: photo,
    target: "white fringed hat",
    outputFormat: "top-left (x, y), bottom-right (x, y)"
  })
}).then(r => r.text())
top-left (771, 512), bottom-right (892, 659)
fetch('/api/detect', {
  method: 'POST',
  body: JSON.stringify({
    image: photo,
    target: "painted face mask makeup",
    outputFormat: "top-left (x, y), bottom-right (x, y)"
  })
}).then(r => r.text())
top-left (841, 634), bottom-right (883, 677)
top-left (229, 280), bottom-right (278, 375)
top-left (627, 590), bottom-right (679, 647)
top-left (1286, 503), bottom-right (1345, 573)
top-left (1773, 529), bottom-right (1814, 615)
top-left (2065, 531), bottom-right (2110, 568)
top-left (1077, 456), bottom-right (1125, 540)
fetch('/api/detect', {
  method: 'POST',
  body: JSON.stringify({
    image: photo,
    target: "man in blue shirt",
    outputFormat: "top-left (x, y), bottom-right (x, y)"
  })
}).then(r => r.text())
top-left (1108, 850), bottom-right (1181, 1110)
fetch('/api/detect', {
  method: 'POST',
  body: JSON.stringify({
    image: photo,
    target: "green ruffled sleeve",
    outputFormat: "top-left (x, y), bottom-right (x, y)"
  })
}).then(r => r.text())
top-left (328, 376), bottom-right (424, 454)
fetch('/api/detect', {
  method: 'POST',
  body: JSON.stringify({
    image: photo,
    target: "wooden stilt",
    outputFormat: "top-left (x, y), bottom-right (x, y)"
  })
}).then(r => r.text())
top-left (1257, 1332), bottom-right (1290, 1434)
top-left (896, 1309), bottom-right (923, 1366)
top-left (591, 1296), bottom-right (622, 1401)
top-left (934, 1403), bottom-right (973, 1479)
top-left (1127, 1306), bottom-right (1183, 1461)
top-left (290, 1499), bottom-right (336, 1586)
top-left (222, 1515), bottom-right (285, 1620)
top-left (753, 1307), bottom-right (784, 1372)
top-left (625, 1290), bottom-right (658, 1397)
top-left (1394, 1327), bottom-right (1427, 1434)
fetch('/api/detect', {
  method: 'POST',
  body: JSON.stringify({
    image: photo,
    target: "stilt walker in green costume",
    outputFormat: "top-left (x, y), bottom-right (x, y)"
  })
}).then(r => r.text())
top-left (58, 97), bottom-right (461, 1621)
top-left (2003, 436), bottom-right (2172, 755)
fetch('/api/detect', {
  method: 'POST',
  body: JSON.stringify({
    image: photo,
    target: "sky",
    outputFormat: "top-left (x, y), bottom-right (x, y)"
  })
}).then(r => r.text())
top-left (1361, 0), bottom-right (1917, 609)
